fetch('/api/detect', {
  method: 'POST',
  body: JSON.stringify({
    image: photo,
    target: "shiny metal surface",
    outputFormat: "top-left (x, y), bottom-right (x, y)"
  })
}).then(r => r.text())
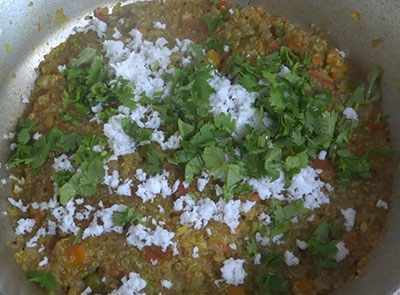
top-left (0, 0), bottom-right (399, 294)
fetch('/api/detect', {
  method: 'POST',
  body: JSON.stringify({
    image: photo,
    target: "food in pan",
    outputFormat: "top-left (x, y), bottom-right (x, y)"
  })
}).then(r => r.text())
top-left (3, 0), bottom-right (394, 294)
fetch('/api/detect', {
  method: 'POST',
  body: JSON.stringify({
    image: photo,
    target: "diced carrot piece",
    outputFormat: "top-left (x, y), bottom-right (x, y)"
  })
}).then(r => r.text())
top-left (288, 39), bottom-right (300, 51)
top-left (227, 285), bottom-right (246, 295)
top-left (295, 279), bottom-right (315, 292)
top-left (66, 243), bottom-right (86, 266)
top-left (216, 1), bottom-right (231, 10)
top-left (208, 52), bottom-right (221, 68)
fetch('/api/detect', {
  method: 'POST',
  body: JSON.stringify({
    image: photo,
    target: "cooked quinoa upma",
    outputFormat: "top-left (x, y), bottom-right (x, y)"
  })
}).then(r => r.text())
top-left (4, 1), bottom-right (395, 294)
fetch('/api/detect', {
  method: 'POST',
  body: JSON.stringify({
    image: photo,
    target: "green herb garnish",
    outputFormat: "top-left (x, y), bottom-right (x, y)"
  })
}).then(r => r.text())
top-left (28, 270), bottom-right (57, 291)
top-left (113, 208), bottom-right (143, 227)
top-left (307, 222), bottom-right (340, 269)
top-left (255, 272), bottom-right (290, 295)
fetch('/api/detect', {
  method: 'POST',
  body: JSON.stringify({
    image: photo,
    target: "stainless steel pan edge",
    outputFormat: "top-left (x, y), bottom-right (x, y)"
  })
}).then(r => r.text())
top-left (0, 0), bottom-right (399, 294)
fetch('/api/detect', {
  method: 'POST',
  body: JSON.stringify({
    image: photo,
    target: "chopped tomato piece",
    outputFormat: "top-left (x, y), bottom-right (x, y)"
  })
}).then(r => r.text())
top-left (175, 183), bottom-right (189, 198)
top-left (216, 1), bottom-right (231, 10)
top-left (267, 42), bottom-right (278, 51)
top-left (183, 19), bottom-right (209, 34)
top-left (47, 236), bottom-right (60, 251)
top-left (209, 238), bottom-right (230, 254)
top-left (143, 246), bottom-right (173, 264)
top-left (343, 232), bottom-right (357, 250)
top-left (108, 263), bottom-right (126, 280)
top-left (311, 159), bottom-right (336, 182)
top-left (368, 122), bottom-right (390, 134)
top-left (95, 12), bottom-right (108, 22)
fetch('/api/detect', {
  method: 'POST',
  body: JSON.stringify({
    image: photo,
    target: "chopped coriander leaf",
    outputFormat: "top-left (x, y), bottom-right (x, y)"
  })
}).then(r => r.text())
top-left (214, 113), bottom-right (236, 135)
top-left (189, 192), bottom-right (199, 201)
top-left (59, 133), bottom-right (82, 153)
top-left (203, 14), bottom-right (222, 34)
top-left (73, 135), bottom-right (109, 165)
top-left (307, 222), bottom-right (340, 269)
top-left (17, 128), bottom-right (31, 145)
top-left (225, 163), bottom-right (244, 189)
top-left (146, 149), bottom-right (165, 176)
top-left (269, 199), bottom-right (308, 223)
top-left (336, 150), bottom-right (373, 185)
top-left (263, 148), bottom-right (282, 181)
top-left (284, 150), bottom-right (308, 179)
top-left (8, 125), bottom-right (83, 174)
top-left (72, 228), bottom-right (83, 246)
top-left (28, 270), bottom-right (57, 291)
top-left (267, 222), bottom-right (290, 238)
top-left (98, 107), bottom-right (119, 120)
top-left (207, 39), bottom-right (233, 50)
top-left (264, 250), bottom-right (284, 266)
top-left (184, 156), bottom-right (203, 183)
top-left (203, 145), bottom-right (225, 172)
top-left (58, 134), bottom-right (109, 205)
top-left (255, 272), bottom-right (290, 295)
top-left (59, 182), bottom-right (77, 206)
top-left (245, 239), bottom-right (259, 256)
top-left (177, 119), bottom-right (195, 138)
top-left (113, 208), bottom-right (143, 227)
top-left (63, 48), bottom-right (135, 114)
top-left (71, 47), bottom-right (98, 68)
top-left (121, 117), bottom-right (152, 142)
top-left (161, 63), bottom-right (214, 128)
top-left (227, 46), bottom-right (373, 183)
top-left (110, 77), bottom-right (136, 110)
top-left (232, 184), bottom-right (252, 196)
top-left (346, 67), bottom-right (382, 107)
top-left (53, 170), bottom-right (73, 187)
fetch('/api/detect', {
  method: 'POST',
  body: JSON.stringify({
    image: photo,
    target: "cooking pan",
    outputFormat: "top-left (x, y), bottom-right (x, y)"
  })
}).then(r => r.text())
top-left (0, 0), bottom-right (399, 294)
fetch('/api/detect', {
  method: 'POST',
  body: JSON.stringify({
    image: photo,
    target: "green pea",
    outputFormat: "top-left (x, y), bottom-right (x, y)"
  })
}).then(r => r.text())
top-left (83, 272), bottom-right (104, 293)
top-left (271, 25), bottom-right (285, 38)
